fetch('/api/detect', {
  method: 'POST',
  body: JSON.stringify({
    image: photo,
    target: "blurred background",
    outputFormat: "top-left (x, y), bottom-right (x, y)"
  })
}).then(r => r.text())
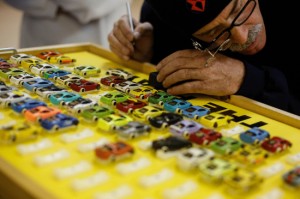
top-left (0, 0), bottom-right (143, 49)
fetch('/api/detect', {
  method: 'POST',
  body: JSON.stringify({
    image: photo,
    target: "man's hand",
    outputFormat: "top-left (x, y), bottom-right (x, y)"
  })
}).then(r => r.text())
top-left (108, 15), bottom-right (154, 62)
top-left (156, 49), bottom-right (245, 96)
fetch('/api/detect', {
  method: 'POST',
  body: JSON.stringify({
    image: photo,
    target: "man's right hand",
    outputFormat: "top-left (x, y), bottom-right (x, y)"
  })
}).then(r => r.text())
top-left (108, 15), bottom-right (154, 62)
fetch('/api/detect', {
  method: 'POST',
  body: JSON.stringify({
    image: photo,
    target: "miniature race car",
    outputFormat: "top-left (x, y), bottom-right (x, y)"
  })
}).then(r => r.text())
top-left (68, 79), bottom-right (101, 93)
top-left (169, 119), bottom-right (203, 138)
top-left (81, 105), bottom-right (115, 122)
top-left (199, 112), bottom-right (232, 129)
top-left (148, 112), bottom-right (183, 129)
top-left (39, 113), bottom-right (79, 131)
top-left (163, 98), bottom-right (192, 114)
top-left (188, 127), bottom-right (222, 146)
top-left (239, 127), bottom-right (270, 145)
top-left (116, 99), bottom-right (147, 113)
top-left (49, 91), bottom-right (81, 106)
top-left (24, 106), bottom-right (61, 122)
top-left (95, 141), bottom-right (134, 162)
top-left (10, 98), bottom-right (47, 114)
top-left (73, 65), bottom-right (101, 77)
top-left (116, 121), bottom-right (151, 140)
top-left (23, 78), bottom-right (54, 92)
top-left (261, 136), bottom-right (292, 153)
top-left (105, 68), bottom-right (133, 79)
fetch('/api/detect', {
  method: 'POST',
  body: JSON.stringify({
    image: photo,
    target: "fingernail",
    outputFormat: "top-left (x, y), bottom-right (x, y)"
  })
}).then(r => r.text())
top-left (133, 32), bottom-right (140, 40)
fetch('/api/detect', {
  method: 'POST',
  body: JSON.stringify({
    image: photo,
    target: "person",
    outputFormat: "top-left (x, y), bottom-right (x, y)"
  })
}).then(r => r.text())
top-left (108, 0), bottom-right (300, 116)
top-left (3, 0), bottom-right (131, 49)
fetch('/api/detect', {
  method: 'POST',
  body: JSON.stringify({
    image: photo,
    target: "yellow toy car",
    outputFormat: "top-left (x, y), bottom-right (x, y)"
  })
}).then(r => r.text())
top-left (0, 121), bottom-right (40, 143)
top-left (73, 65), bottom-right (101, 77)
top-left (97, 113), bottom-right (133, 132)
top-left (199, 112), bottom-right (231, 128)
top-left (132, 105), bottom-right (165, 121)
top-left (47, 55), bottom-right (76, 65)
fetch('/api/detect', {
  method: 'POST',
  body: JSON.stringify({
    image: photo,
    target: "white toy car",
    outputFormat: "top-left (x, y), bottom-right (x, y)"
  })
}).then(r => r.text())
top-left (9, 53), bottom-right (36, 65)
top-left (114, 80), bottom-right (142, 93)
top-left (176, 147), bottom-right (215, 172)
top-left (30, 63), bottom-right (58, 75)
top-left (9, 73), bottom-right (39, 86)
top-left (105, 68), bottom-right (133, 79)
top-left (65, 97), bottom-right (98, 114)
top-left (0, 91), bottom-right (30, 107)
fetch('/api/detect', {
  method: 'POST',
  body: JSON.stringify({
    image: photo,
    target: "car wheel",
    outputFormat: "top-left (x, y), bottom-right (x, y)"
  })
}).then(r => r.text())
top-left (161, 123), bottom-right (168, 129)
top-left (8, 75), bottom-right (12, 80)
top-left (128, 108), bottom-right (133, 114)
top-left (77, 109), bottom-right (81, 114)
top-left (37, 117), bottom-right (42, 123)
top-left (213, 122), bottom-right (218, 128)
top-left (112, 126), bottom-right (117, 131)
top-left (11, 135), bottom-right (17, 142)
top-left (194, 115), bottom-right (199, 120)
top-left (110, 83), bottom-right (115, 88)
top-left (183, 131), bottom-right (189, 138)
top-left (83, 72), bottom-right (87, 76)
top-left (60, 101), bottom-right (66, 106)
top-left (140, 95), bottom-right (145, 100)
top-left (20, 81), bottom-right (24, 86)
top-left (53, 125), bottom-right (59, 131)
top-left (125, 88), bottom-right (130, 93)
top-left (112, 101), bottom-right (117, 106)
top-left (130, 134), bottom-right (135, 139)
top-left (158, 101), bottom-right (164, 106)
top-left (161, 146), bottom-right (168, 152)
top-left (33, 87), bottom-right (37, 92)
top-left (93, 116), bottom-right (98, 122)
top-left (96, 85), bottom-right (100, 90)
top-left (80, 88), bottom-right (85, 93)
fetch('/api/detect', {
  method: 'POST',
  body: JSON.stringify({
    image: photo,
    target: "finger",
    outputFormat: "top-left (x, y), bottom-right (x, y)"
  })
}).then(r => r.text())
top-left (166, 80), bottom-right (212, 96)
top-left (156, 56), bottom-right (205, 82)
top-left (134, 22), bottom-right (153, 39)
top-left (162, 68), bottom-right (207, 88)
top-left (113, 21), bottom-right (135, 51)
top-left (109, 44), bottom-right (130, 60)
top-left (156, 49), bottom-right (203, 70)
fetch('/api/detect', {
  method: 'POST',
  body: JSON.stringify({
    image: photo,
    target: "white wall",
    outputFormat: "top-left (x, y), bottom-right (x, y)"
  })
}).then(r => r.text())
top-left (0, 0), bottom-right (143, 49)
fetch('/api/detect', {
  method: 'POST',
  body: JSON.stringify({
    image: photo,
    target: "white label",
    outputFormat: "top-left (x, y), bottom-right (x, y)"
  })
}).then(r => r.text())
top-left (34, 150), bottom-right (69, 166)
top-left (17, 139), bottom-right (52, 155)
top-left (72, 171), bottom-right (109, 191)
top-left (163, 181), bottom-right (197, 199)
top-left (139, 169), bottom-right (173, 188)
top-left (259, 162), bottom-right (284, 178)
top-left (116, 158), bottom-right (150, 175)
top-left (54, 161), bottom-right (91, 180)
top-left (60, 129), bottom-right (93, 143)
top-left (77, 138), bottom-right (109, 153)
top-left (94, 185), bottom-right (132, 199)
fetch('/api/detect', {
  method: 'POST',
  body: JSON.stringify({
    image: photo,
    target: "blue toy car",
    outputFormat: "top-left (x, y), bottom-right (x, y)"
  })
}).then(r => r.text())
top-left (182, 105), bottom-right (210, 119)
top-left (39, 113), bottom-right (79, 131)
top-left (239, 127), bottom-right (270, 144)
top-left (23, 78), bottom-right (54, 92)
top-left (42, 69), bottom-right (71, 79)
top-left (11, 98), bottom-right (47, 113)
top-left (163, 98), bottom-right (192, 114)
top-left (49, 91), bottom-right (81, 106)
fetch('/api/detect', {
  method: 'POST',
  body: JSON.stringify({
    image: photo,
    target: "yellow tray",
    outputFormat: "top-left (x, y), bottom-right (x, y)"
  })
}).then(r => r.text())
top-left (0, 43), bottom-right (299, 199)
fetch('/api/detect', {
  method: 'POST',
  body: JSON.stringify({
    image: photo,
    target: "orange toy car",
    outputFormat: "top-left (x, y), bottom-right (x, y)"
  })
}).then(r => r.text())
top-left (24, 106), bottom-right (62, 122)
top-left (95, 141), bottom-right (134, 162)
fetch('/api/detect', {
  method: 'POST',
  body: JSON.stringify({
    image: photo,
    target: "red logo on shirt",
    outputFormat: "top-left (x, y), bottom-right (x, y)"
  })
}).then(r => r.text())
top-left (186, 0), bottom-right (206, 12)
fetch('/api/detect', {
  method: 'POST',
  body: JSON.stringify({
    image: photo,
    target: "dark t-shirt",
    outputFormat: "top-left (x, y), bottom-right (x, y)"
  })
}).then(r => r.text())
top-left (140, 0), bottom-right (300, 116)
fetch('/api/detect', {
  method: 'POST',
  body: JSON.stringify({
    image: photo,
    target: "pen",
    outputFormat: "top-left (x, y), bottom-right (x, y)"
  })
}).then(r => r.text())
top-left (126, 1), bottom-right (134, 32)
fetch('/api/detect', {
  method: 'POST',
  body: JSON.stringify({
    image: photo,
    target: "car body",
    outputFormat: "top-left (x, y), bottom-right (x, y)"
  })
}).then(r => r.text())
top-left (282, 166), bottom-right (300, 187)
top-left (54, 74), bottom-right (82, 87)
top-left (209, 137), bottom-right (244, 155)
top-left (132, 105), bottom-right (165, 121)
top-left (261, 136), bottom-right (292, 153)
top-left (233, 145), bottom-right (269, 165)
top-left (163, 98), bottom-right (192, 114)
top-left (148, 91), bottom-right (176, 107)
top-left (30, 63), bottom-right (58, 75)
top-left (35, 84), bottom-right (66, 99)
top-left (69, 79), bottom-right (101, 93)
top-left (65, 97), bottom-right (97, 114)
top-left (97, 113), bottom-right (133, 132)
top-left (0, 91), bottom-right (30, 107)
top-left (100, 75), bottom-right (126, 88)
top-left (18, 58), bottom-right (45, 70)
top-left (0, 122), bottom-right (40, 143)
top-left (114, 80), bottom-right (142, 93)
top-left (41, 68), bottom-right (71, 79)
top-left (0, 68), bottom-right (25, 80)
top-left (23, 78), bottom-right (54, 92)
top-left (39, 113), bottom-right (79, 131)
top-left (99, 90), bottom-right (129, 106)
top-left (73, 65), bottom-right (101, 77)
top-left (105, 68), bottom-right (133, 79)
top-left (11, 98), bottom-right (47, 114)
top-left (81, 105), bottom-right (115, 122)
top-left (128, 86), bottom-right (158, 100)
top-left (9, 53), bottom-right (36, 65)
top-left (169, 119), bottom-right (203, 138)
top-left (224, 169), bottom-right (264, 192)
top-left (239, 127), bottom-right (270, 145)
top-left (176, 147), bottom-right (215, 172)
top-left (198, 157), bottom-right (239, 183)
top-left (0, 85), bottom-right (16, 94)
top-left (116, 99), bottom-right (147, 113)
top-left (151, 136), bottom-right (193, 153)
top-left (0, 61), bottom-right (16, 69)
top-left (149, 112), bottom-right (183, 129)
top-left (181, 105), bottom-right (210, 119)
top-left (37, 50), bottom-right (62, 60)
top-left (199, 112), bottom-right (231, 128)
top-left (188, 128), bottom-right (222, 145)
top-left (95, 141), bottom-right (134, 162)
top-left (116, 121), bottom-right (151, 140)
top-left (24, 106), bottom-right (61, 122)
top-left (9, 73), bottom-right (38, 86)
top-left (46, 55), bottom-right (76, 65)
top-left (49, 91), bottom-right (81, 106)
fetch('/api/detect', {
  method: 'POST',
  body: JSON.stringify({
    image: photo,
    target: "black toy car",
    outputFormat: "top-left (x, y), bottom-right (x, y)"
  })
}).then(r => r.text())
top-left (148, 112), bottom-right (183, 128)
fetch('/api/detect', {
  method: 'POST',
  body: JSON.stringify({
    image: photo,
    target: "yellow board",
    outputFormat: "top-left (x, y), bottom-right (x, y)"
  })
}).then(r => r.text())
top-left (0, 44), bottom-right (299, 199)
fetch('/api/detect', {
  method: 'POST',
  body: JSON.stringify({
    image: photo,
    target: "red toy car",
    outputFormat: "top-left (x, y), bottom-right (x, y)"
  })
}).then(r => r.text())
top-left (0, 62), bottom-right (16, 69)
top-left (261, 136), bottom-right (292, 153)
top-left (116, 99), bottom-right (147, 113)
top-left (94, 141), bottom-right (134, 162)
top-left (188, 128), bottom-right (222, 145)
top-left (37, 51), bottom-right (62, 60)
top-left (100, 75), bottom-right (126, 88)
top-left (69, 79), bottom-right (100, 93)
